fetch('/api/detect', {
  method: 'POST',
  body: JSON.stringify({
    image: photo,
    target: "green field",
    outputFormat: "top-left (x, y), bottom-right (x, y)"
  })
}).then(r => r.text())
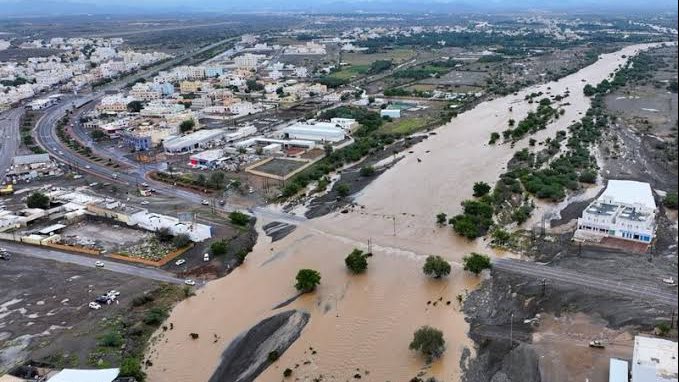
top-left (328, 64), bottom-right (370, 80)
top-left (379, 117), bottom-right (434, 135)
top-left (343, 49), bottom-right (416, 66)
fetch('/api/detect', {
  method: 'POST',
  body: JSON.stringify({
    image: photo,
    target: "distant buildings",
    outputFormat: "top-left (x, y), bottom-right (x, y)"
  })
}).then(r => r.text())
top-left (284, 42), bottom-right (327, 55)
top-left (234, 53), bottom-right (260, 69)
top-left (576, 180), bottom-right (657, 244)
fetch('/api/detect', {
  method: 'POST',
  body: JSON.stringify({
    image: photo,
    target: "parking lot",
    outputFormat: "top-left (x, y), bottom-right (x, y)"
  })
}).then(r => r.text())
top-left (0, 252), bottom-right (157, 372)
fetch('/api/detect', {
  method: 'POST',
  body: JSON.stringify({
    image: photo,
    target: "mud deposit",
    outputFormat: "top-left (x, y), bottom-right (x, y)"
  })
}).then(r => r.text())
top-left (208, 310), bottom-right (309, 382)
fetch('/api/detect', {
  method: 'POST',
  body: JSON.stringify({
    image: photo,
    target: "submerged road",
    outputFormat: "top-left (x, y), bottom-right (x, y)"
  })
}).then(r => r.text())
top-left (493, 258), bottom-right (679, 307)
top-left (1, 242), bottom-right (184, 284)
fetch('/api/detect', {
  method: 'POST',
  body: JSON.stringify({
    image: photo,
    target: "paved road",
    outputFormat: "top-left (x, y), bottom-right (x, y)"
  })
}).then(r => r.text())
top-left (493, 258), bottom-right (679, 307)
top-left (0, 108), bottom-right (24, 177)
top-left (1, 241), bottom-right (184, 284)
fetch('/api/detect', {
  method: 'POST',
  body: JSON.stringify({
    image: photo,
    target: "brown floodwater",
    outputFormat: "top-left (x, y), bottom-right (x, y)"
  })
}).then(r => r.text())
top-left (145, 42), bottom-right (667, 382)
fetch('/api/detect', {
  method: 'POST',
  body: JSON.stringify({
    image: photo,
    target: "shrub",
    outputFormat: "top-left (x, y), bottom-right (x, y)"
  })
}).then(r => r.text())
top-left (578, 170), bottom-right (597, 184)
top-left (99, 330), bottom-right (123, 347)
top-left (179, 119), bottom-right (195, 133)
top-left (511, 205), bottom-right (532, 224)
top-left (409, 326), bottom-right (445, 361)
top-left (131, 294), bottom-right (154, 307)
top-left (268, 350), bottom-right (280, 362)
top-left (491, 229), bottom-right (511, 245)
top-left (235, 250), bottom-right (249, 264)
top-left (473, 182), bottom-right (491, 197)
top-left (664, 192), bottom-right (678, 209)
top-left (345, 249), bottom-right (368, 274)
top-left (26, 192), bottom-right (49, 209)
top-left (156, 227), bottom-right (173, 243)
top-left (295, 269), bottom-right (321, 293)
top-left (462, 253), bottom-right (491, 275)
top-left (359, 166), bottom-right (376, 177)
top-left (436, 213), bottom-right (447, 225)
top-left (229, 211), bottom-right (250, 226)
top-left (143, 308), bottom-right (168, 326)
top-left (422, 255), bottom-right (451, 278)
top-left (336, 183), bottom-right (350, 198)
top-left (119, 357), bottom-right (145, 380)
top-left (283, 368), bottom-right (293, 377)
top-left (656, 322), bottom-right (671, 336)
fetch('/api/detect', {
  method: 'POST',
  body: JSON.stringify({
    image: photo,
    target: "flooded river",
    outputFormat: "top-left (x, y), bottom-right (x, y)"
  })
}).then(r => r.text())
top-left (145, 42), bottom-right (665, 382)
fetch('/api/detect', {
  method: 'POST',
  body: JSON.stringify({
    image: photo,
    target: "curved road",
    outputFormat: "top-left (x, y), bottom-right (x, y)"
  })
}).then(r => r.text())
top-left (0, 108), bottom-right (25, 177)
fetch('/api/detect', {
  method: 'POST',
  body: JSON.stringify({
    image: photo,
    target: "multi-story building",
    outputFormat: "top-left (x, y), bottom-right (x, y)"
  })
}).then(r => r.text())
top-left (234, 53), bottom-right (260, 69)
top-left (179, 81), bottom-right (201, 94)
top-left (576, 180), bottom-right (657, 244)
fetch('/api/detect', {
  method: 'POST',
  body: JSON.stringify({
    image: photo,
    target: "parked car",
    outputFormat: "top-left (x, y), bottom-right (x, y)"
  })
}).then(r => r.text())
top-left (0, 249), bottom-right (10, 261)
top-left (140, 201), bottom-right (149, 205)
top-left (218, 200), bottom-right (225, 206)
top-left (107, 290), bottom-right (120, 297)
top-left (94, 261), bottom-right (105, 268)
top-left (175, 259), bottom-right (186, 266)
top-left (201, 200), bottom-right (210, 206)
top-left (88, 302), bottom-right (101, 310)
top-left (203, 253), bottom-right (210, 262)
top-left (184, 279), bottom-right (196, 286)
top-left (589, 340), bottom-right (605, 348)
top-left (95, 296), bottom-right (111, 304)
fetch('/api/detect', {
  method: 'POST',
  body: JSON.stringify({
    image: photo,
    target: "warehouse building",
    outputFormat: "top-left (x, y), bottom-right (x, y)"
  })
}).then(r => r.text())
top-left (189, 149), bottom-right (226, 169)
top-left (575, 180), bottom-right (657, 244)
top-left (631, 336), bottom-right (677, 382)
top-left (282, 122), bottom-right (345, 143)
top-left (163, 128), bottom-right (229, 154)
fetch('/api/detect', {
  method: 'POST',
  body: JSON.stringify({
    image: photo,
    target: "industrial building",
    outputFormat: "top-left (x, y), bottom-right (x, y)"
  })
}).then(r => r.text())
top-left (188, 149), bottom-right (226, 169)
top-left (575, 180), bottom-right (657, 244)
top-left (163, 128), bottom-right (229, 154)
top-left (631, 336), bottom-right (678, 382)
top-left (282, 122), bottom-right (346, 142)
top-left (380, 108), bottom-right (401, 119)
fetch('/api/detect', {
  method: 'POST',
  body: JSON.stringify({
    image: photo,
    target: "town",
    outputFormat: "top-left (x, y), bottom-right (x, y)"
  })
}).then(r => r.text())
top-left (0, 6), bottom-right (677, 382)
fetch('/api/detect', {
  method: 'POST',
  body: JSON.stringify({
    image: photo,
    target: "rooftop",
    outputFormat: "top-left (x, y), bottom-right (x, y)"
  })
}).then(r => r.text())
top-left (632, 336), bottom-right (678, 382)
top-left (600, 180), bottom-right (656, 210)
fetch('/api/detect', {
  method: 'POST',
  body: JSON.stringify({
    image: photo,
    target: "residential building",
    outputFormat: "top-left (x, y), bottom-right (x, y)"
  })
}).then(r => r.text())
top-left (179, 81), bottom-right (201, 94)
top-left (576, 180), bottom-right (657, 244)
top-left (234, 53), bottom-right (260, 69)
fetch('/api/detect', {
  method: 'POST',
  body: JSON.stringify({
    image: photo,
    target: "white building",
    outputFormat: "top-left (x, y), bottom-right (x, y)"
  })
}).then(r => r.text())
top-left (234, 53), bottom-right (260, 69)
top-left (576, 180), bottom-right (657, 244)
top-left (282, 122), bottom-right (345, 143)
top-left (632, 336), bottom-right (678, 382)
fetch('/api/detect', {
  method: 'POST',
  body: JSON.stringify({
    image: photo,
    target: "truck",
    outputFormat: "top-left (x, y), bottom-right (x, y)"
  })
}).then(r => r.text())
top-left (0, 184), bottom-right (14, 195)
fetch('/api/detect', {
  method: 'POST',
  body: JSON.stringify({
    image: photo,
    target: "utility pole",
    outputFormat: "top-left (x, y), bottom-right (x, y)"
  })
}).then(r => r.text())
top-left (541, 278), bottom-right (547, 297)
top-left (671, 309), bottom-right (676, 330)
top-left (392, 216), bottom-right (396, 236)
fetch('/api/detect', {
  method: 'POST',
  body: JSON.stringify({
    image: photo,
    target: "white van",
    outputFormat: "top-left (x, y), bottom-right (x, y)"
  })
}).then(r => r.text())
top-left (203, 253), bottom-right (210, 262)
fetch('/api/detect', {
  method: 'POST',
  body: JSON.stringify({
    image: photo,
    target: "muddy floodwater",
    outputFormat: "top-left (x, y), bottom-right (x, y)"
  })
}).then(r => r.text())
top-left (145, 42), bottom-right (667, 382)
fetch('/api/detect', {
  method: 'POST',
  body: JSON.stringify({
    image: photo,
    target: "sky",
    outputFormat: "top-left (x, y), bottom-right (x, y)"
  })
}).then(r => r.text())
top-left (0, 0), bottom-right (677, 17)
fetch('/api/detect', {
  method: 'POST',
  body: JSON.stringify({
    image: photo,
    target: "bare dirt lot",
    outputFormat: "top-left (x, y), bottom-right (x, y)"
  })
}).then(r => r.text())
top-left (0, 253), bottom-right (157, 372)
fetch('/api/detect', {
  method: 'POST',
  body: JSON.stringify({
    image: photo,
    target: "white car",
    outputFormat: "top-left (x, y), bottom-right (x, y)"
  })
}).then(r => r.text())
top-left (201, 200), bottom-right (210, 206)
top-left (184, 279), bottom-right (196, 286)
top-left (141, 182), bottom-right (149, 187)
top-left (203, 253), bottom-right (210, 262)
top-left (140, 201), bottom-right (149, 205)
top-left (88, 302), bottom-right (101, 310)
top-left (94, 261), bottom-right (105, 268)
top-left (107, 290), bottom-right (120, 297)
top-left (85, 165), bottom-right (91, 169)
top-left (175, 259), bottom-right (186, 266)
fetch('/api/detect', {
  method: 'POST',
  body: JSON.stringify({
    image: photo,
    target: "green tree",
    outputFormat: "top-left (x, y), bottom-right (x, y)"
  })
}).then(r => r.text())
top-left (26, 192), bottom-right (50, 209)
top-left (345, 249), bottom-right (368, 274)
top-left (295, 269), bottom-right (321, 293)
top-left (208, 171), bottom-right (226, 188)
top-left (228, 211), bottom-right (250, 226)
top-left (489, 132), bottom-right (500, 144)
top-left (436, 213), bottom-right (447, 225)
top-left (423, 255), bottom-right (451, 278)
top-left (90, 129), bottom-right (105, 140)
top-left (462, 253), bottom-right (491, 275)
top-left (127, 100), bottom-right (143, 113)
top-left (119, 357), bottom-right (145, 380)
top-left (409, 326), bottom-right (445, 361)
top-left (210, 240), bottom-right (228, 256)
top-left (472, 182), bottom-right (491, 197)
top-left (663, 192), bottom-right (678, 209)
top-left (180, 119), bottom-right (195, 133)
top-left (173, 233), bottom-right (192, 248)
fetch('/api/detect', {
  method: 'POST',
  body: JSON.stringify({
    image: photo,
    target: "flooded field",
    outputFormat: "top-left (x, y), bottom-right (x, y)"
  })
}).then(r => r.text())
top-left (145, 42), bottom-right (667, 382)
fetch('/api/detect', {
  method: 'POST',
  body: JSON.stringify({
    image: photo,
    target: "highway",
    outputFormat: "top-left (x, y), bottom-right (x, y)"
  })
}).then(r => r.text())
top-left (0, 108), bottom-right (24, 177)
top-left (493, 258), bottom-right (679, 307)
top-left (1, 241), bottom-right (184, 284)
